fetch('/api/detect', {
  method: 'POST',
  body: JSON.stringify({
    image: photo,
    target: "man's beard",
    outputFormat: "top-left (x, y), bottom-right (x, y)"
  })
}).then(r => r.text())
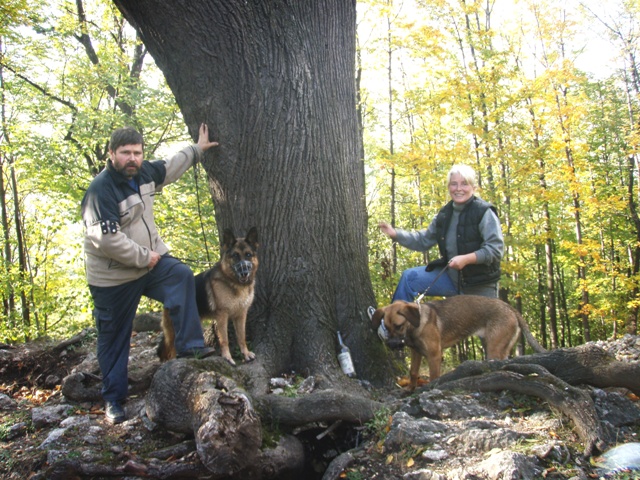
top-left (116, 163), bottom-right (140, 178)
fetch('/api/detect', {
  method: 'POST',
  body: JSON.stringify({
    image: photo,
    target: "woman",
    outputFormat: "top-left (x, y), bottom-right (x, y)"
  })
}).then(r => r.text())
top-left (378, 164), bottom-right (504, 303)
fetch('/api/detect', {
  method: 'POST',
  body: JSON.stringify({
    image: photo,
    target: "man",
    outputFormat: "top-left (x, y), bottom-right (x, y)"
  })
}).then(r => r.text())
top-left (81, 123), bottom-right (219, 424)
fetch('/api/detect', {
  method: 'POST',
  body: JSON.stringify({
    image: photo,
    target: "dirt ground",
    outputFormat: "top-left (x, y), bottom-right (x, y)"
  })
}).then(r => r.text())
top-left (0, 329), bottom-right (639, 479)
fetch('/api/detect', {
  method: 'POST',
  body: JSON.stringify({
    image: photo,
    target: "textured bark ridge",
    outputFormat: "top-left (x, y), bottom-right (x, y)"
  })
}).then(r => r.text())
top-left (254, 388), bottom-right (383, 426)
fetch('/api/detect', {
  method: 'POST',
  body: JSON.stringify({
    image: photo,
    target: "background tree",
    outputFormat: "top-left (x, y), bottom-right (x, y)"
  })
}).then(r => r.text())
top-left (587, 0), bottom-right (640, 336)
top-left (0, 0), bottom-right (196, 341)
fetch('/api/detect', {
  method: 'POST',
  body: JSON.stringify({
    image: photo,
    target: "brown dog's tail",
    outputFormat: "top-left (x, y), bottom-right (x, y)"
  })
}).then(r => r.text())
top-left (516, 314), bottom-right (546, 353)
top-left (157, 308), bottom-right (177, 361)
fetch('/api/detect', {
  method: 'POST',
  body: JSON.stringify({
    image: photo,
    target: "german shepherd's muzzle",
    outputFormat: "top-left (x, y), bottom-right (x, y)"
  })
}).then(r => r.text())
top-left (232, 259), bottom-right (254, 284)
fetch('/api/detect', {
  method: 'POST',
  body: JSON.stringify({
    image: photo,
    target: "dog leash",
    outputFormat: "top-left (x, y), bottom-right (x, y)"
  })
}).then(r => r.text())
top-left (193, 161), bottom-right (213, 266)
top-left (414, 262), bottom-right (452, 305)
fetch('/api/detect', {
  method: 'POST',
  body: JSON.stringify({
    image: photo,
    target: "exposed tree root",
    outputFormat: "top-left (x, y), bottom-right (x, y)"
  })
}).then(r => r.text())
top-left (436, 344), bottom-right (640, 395)
top-left (254, 388), bottom-right (384, 426)
top-left (432, 343), bottom-right (640, 456)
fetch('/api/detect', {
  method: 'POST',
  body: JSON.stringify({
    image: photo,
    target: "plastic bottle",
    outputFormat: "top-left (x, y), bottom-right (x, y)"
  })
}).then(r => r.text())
top-left (337, 331), bottom-right (356, 377)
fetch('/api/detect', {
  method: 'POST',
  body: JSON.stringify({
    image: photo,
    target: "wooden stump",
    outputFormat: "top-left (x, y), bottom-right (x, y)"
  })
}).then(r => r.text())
top-left (146, 359), bottom-right (262, 476)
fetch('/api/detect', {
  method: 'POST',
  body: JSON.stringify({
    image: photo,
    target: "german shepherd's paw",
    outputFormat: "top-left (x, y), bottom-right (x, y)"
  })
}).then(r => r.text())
top-left (222, 352), bottom-right (237, 366)
top-left (221, 350), bottom-right (255, 365)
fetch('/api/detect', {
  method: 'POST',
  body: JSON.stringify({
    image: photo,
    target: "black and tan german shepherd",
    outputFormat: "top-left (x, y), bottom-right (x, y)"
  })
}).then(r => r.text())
top-left (158, 227), bottom-right (259, 365)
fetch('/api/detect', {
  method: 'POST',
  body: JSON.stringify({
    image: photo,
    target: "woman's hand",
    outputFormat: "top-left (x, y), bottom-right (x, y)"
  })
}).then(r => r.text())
top-left (448, 253), bottom-right (477, 270)
top-left (378, 222), bottom-right (397, 240)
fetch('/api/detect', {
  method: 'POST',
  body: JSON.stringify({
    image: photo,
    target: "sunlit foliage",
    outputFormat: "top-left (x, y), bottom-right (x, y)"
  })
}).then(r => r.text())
top-left (0, 0), bottom-right (213, 341)
top-left (359, 0), bottom-right (640, 346)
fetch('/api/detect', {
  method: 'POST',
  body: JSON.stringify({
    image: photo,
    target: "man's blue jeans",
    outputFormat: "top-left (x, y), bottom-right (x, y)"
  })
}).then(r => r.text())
top-left (89, 255), bottom-right (205, 402)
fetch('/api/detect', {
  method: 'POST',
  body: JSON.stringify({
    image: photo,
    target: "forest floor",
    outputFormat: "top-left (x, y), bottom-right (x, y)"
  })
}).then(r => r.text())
top-left (0, 327), bottom-right (639, 479)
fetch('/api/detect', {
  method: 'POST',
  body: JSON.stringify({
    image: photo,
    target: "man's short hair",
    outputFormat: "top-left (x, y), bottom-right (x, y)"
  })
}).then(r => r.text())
top-left (109, 127), bottom-right (144, 152)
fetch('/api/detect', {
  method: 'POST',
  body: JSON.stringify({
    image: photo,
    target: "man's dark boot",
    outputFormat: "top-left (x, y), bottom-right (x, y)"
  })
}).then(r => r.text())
top-left (105, 400), bottom-right (125, 424)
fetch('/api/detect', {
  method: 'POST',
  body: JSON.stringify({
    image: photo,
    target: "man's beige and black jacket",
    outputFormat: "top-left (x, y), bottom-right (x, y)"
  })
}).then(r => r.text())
top-left (81, 145), bottom-right (203, 287)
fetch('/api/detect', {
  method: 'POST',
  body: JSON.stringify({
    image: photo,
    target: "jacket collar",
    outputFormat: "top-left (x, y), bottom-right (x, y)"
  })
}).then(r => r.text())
top-left (445, 195), bottom-right (477, 213)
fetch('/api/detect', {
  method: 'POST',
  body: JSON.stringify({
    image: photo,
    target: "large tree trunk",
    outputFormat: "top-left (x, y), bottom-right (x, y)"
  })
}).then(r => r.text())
top-left (112, 0), bottom-right (393, 384)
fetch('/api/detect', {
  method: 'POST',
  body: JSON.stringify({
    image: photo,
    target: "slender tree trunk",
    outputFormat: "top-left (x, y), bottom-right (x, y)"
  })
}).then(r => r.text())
top-left (541, 183), bottom-right (558, 348)
top-left (556, 265), bottom-right (571, 347)
top-left (452, 4), bottom-right (485, 190)
top-left (10, 165), bottom-right (30, 334)
top-left (0, 159), bottom-right (11, 321)
top-left (550, 84), bottom-right (590, 342)
top-left (0, 54), bottom-right (15, 323)
top-left (497, 144), bottom-right (511, 304)
top-left (386, 12), bottom-right (397, 276)
top-left (528, 103), bottom-right (558, 348)
top-left (623, 64), bottom-right (640, 335)
top-left (536, 245), bottom-right (548, 349)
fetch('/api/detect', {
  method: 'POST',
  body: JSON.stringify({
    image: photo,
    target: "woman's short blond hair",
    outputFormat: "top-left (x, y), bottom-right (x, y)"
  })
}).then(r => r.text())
top-left (447, 164), bottom-right (477, 189)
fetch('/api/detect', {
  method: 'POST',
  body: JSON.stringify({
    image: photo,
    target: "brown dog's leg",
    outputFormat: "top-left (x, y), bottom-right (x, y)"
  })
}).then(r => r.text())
top-left (214, 313), bottom-right (235, 365)
top-left (484, 314), bottom-right (520, 360)
top-left (426, 350), bottom-right (442, 381)
top-left (158, 308), bottom-right (177, 361)
top-left (421, 321), bottom-right (443, 381)
top-left (232, 312), bottom-right (256, 363)
top-left (408, 348), bottom-right (423, 391)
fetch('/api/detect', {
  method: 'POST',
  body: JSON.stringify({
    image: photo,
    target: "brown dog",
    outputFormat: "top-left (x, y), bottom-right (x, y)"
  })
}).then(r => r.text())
top-left (371, 296), bottom-right (545, 390)
top-left (158, 227), bottom-right (259, 365)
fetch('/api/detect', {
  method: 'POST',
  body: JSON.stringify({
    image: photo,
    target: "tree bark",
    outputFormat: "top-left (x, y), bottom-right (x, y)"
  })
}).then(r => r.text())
top-left (145, 359), bottom-right (380, 478)
top-left (255, 388), bottom-right (383, 426)
top-left (111, 0), bottom-right (394, 386)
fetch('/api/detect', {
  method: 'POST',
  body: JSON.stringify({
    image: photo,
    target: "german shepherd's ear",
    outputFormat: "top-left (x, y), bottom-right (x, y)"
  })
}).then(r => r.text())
top-left (400, 303), bottom-right (421, 328)
top-left (222, 228), bottom-right (236, 249)
top-left (245, 226), bottom-right (259, 249)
